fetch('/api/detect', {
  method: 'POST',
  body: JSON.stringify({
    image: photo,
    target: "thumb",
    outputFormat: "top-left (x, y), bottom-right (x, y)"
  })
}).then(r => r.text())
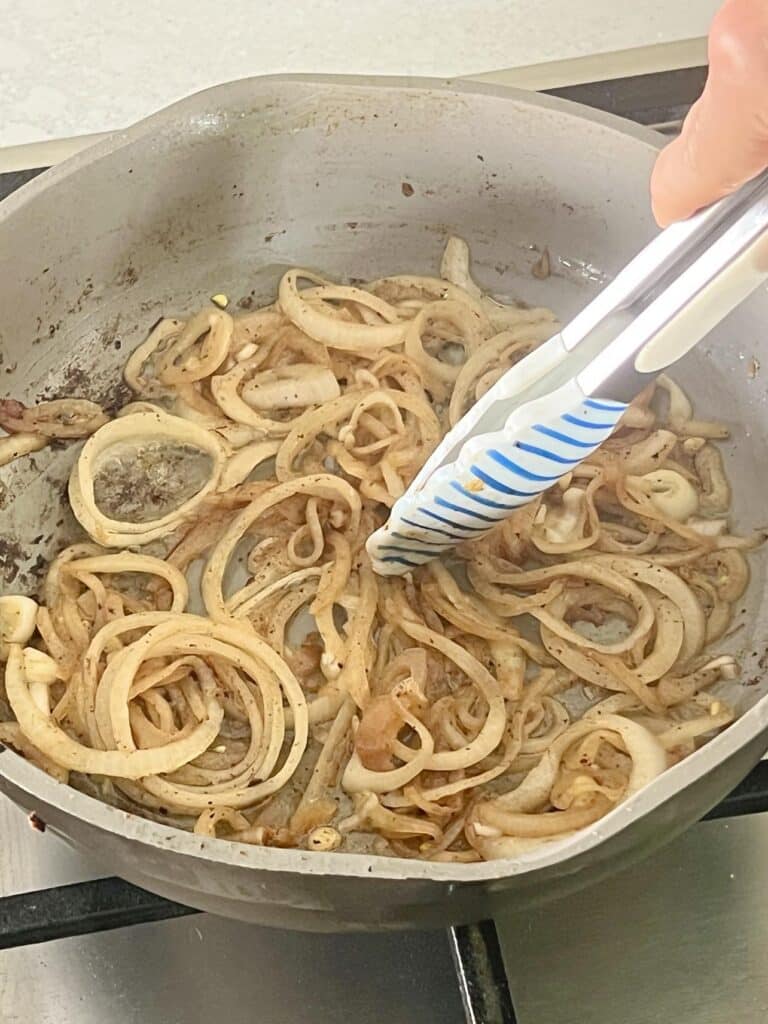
top-left (651, 0), bottom-right (768, 227)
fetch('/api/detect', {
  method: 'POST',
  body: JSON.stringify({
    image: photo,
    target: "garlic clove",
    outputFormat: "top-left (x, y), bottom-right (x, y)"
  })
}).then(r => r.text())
top-left (634, 469), bottom-right (699, 521)
top-left (23, 647), bottom-right (61, 685)
top-left (307, 826), bottom-right (342, 851)
top-left (542, 487), bottom-right (585, 543)
top-left (0, 595), bottom-right (38, 645)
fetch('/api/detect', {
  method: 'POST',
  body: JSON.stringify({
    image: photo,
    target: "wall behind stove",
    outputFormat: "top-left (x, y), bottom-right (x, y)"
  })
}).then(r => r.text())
top-left (0, 0), bottom-right (719, 148)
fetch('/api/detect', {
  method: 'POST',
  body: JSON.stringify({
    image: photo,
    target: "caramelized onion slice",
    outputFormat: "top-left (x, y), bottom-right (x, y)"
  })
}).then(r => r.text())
top-left (68, 409), bottom-right (225, 547)
top-left (0, 398), bottom-right (108, 439)
top-left (5, 643), bottom-right (223, 779)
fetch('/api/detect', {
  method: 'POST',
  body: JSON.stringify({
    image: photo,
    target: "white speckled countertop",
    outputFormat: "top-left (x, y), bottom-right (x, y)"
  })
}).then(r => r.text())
top-left (1, 0), bottom-right (718, 151)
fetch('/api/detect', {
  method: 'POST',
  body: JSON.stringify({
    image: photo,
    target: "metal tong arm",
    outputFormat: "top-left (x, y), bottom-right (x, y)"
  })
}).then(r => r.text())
top-left (560, 168), bottom-right (768, 401)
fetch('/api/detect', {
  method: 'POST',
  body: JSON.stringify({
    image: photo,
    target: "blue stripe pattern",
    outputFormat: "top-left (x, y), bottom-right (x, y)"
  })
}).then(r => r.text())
top-left (562, 413), bottom-right (616, 430)
top-left (516, 441), bottom-right (583, 465)
top-left (418, 508), bottom-right (487, 532)
top-left (401, 517), bottom-right (470, 541)
top-left (532, 425), bottom-right (595, 448)
top-left (470, 466), bottom-right (540, 497)
top-left (367, 395), bottom-right (627, 573)
top-left (584, 398), bottom-right (626, 412)
top-left (434, 496), bottom-right (497, 522)
top-left (488, 449), bottom-right (563, 482)
top-left (391, 532), bottom-right (444, 553)
top-left (450, 481), bottom-right (519, 511)
top-left (377, 544), bottom-right (445, 558)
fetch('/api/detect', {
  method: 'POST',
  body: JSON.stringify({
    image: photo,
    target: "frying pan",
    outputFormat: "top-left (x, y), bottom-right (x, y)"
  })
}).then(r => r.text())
top-left (1, 75), bottom-right (767, 932)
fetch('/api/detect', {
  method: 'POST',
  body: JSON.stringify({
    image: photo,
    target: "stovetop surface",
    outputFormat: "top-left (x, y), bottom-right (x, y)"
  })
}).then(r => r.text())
top-left (4, 66), bottom-right (768, 1024)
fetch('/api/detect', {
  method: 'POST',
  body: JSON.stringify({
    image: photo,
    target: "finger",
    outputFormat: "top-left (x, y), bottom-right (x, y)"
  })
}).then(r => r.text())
top-left (651, 0), bottom-right (768, 226)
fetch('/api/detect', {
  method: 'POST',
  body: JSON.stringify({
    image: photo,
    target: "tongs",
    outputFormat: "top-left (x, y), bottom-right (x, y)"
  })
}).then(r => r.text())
top-left (367, 169), bottom-right (768, 575)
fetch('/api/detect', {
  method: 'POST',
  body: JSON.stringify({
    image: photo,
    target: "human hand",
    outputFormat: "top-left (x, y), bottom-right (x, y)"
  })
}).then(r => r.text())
top-left (651, 0), bottom-right (768, 227)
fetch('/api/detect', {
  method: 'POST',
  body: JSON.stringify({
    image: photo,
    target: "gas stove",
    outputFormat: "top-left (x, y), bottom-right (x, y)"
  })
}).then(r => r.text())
top-left (4, 65), bottom-right (768, 1024)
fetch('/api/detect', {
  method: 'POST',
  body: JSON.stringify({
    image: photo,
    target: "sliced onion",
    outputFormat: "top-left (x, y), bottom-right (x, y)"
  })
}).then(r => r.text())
top-left (5, 643), bottom-right (223, 779)
top-left (0, 398), bottom-right (107, 439)
top-left (0, 433), bottom-right (48, 467)
top-left (68, 409), bottom-right (225, 546)
top-left (156, 308), bottom-right (234, 385)
top-left (202, 474), bottom-right (361, 620)
top-left (279, 269), bottom-right (406, 350)
top-left (241, 364), bottom-right (340, 411)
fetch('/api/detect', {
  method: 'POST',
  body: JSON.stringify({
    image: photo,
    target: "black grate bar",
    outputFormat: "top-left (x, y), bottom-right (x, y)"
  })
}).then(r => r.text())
top-left (703, 759), bottom-right (768, 821)
top-left (450, 920), bottom-right (518, 1024)
top-left (544, 66), bottom-right (706, 127)
top-left (0, 167), bottom-right (47, 199)
top-left (0, 877), bottom-right (197, 950)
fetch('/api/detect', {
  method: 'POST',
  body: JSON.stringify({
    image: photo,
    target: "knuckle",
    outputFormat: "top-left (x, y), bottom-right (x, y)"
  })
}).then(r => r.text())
top-left (709, 0), bottom-right (768, 89)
